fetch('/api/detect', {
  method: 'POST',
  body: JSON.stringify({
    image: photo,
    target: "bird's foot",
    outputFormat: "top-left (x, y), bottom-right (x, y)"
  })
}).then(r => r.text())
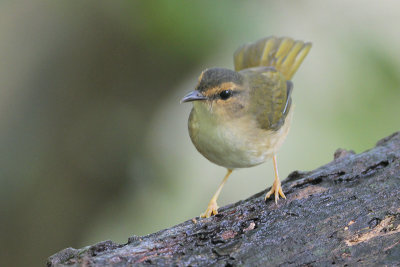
top-left (265, 179), bottom-right (286, 204)
top-left (200, 201), bottom-right (219, 218)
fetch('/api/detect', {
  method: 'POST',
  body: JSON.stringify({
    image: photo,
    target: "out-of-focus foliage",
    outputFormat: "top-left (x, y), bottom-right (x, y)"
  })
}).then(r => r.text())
top-left (0, 1), bottom-right (399, 266)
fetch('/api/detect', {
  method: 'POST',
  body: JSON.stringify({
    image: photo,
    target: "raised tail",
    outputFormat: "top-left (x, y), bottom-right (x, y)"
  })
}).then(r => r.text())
top-left (233, 36), bottom-right (312, 80)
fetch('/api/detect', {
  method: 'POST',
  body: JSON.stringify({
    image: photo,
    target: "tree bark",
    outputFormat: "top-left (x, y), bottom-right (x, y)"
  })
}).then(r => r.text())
top-left (48, 132), bottom-right (400, 266)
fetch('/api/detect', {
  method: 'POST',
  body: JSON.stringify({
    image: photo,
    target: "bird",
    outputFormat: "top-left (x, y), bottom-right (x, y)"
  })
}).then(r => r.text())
top-left (181, 36), bottom-right (312, 218)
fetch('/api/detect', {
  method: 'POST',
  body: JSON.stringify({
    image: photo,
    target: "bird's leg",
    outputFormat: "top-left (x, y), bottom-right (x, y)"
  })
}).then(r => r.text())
top-left (201, 169), bottom-right (233, 218)
top-left (265, 155), bottom-right (286, 203)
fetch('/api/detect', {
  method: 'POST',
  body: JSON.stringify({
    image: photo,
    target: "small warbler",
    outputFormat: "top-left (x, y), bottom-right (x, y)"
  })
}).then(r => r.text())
top-left (181, 36), bottom-right (312, 218)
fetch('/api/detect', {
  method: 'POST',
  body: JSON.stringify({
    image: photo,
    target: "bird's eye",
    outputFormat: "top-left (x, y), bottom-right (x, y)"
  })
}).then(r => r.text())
top-left (219, 90), bottom-right (233, 100)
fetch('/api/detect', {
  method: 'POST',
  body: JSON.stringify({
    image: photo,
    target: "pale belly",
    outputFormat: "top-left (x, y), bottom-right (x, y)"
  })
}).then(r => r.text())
top-left (188, 108), bottom-right (292, 169)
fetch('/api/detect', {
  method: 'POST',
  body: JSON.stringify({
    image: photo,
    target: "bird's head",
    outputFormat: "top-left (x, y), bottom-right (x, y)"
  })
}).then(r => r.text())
top-left (181, 68), bottom-right (248, 119)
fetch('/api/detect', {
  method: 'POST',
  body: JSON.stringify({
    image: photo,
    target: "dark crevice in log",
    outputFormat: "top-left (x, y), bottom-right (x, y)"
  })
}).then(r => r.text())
top-left (48, 131), bottom-right (400, 266)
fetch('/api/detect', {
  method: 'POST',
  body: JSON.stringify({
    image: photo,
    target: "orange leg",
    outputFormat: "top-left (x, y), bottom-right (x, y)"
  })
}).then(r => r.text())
top-left (201, 169), bottom-right (233, 218)
top-left (265, 155), bottom-right (286, 203)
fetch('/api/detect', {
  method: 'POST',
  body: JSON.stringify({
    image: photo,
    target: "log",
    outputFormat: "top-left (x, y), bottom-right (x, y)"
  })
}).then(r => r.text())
top-left (47, 132), bottom-right (400, 266)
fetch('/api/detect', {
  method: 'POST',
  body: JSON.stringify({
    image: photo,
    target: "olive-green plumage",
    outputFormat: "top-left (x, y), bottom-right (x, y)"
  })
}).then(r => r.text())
top-left (234, 36), bottom-right (311, 131)
top-left (234, 36), bottom-right (312, 80)
top-left (241, 67), bottom-right (291, 131)
top-left (181, 36), bottom-right (312, 218)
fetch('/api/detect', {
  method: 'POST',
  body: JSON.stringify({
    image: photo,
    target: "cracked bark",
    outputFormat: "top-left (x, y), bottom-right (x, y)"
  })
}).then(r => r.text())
top-left (48, 132), bottom-right (400, 266)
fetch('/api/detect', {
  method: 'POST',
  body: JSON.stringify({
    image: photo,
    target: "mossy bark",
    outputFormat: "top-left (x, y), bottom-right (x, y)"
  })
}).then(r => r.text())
top-left (48, 132), bottom-right (400, 266)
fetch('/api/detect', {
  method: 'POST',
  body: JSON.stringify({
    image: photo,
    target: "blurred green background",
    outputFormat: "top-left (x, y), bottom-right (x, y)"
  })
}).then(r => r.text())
top-left (0, 1), bottom-right (399, 266)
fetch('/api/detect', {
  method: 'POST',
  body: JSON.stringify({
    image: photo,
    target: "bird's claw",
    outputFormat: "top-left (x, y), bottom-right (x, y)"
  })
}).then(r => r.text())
top-left (200, 201), bottom-right (219, 218)
top-left (265, 179), bottom-right (286, 204)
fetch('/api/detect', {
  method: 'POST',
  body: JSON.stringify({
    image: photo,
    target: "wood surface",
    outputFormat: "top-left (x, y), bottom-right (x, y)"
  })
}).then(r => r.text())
top-left (48, 132), bottom-right (400, 266)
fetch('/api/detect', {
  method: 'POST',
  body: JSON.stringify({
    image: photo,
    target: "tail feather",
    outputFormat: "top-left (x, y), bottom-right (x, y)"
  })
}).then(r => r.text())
top-left (234, 36), bottom-right (312, 80)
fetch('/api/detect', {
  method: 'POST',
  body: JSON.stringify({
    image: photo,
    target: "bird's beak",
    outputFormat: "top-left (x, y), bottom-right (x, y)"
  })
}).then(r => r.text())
top-left (180, 90), bottom-right (207, 103)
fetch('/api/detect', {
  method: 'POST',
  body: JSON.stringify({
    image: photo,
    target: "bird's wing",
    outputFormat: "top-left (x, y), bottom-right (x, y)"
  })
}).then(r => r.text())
top-left (243, 68), bottom-right (293, 131)
top-left (233, 36), bottom-right (311, 80)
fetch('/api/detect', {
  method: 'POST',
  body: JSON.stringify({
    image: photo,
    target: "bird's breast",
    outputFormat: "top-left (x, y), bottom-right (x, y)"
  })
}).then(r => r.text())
top-left (188, 106), bottom-right (292, 169)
